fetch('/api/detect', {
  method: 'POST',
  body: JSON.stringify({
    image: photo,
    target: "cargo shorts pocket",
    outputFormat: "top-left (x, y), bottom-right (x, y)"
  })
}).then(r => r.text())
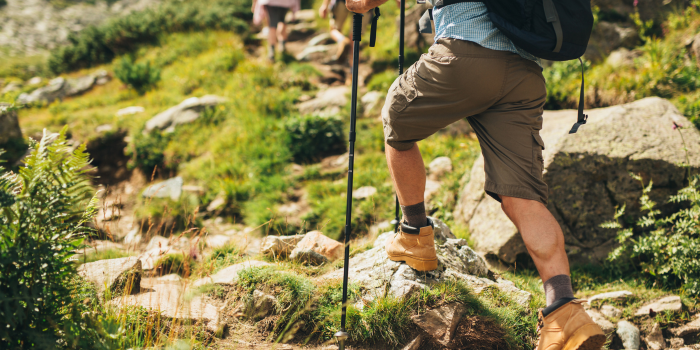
top-left (390, 63), bottom-right (419, 113)
top-left (531, 132), bottom-right (545, 178)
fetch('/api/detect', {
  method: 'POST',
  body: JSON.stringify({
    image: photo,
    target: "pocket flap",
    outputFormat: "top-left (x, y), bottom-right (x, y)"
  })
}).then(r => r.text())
top-left (532, 133), bottom-right (545, 150)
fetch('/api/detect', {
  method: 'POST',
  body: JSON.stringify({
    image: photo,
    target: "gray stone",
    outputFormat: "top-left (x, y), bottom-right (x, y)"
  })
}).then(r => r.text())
top-left (617, 320), bottom-right (641, 350)
top-left (589, 290), bottom-right (634, 303)
top-left (412, 302), bottom-right (466, 346)
top-left (428, 156), bottom-right (453, 180)
top-left (138, 245), bottom-right (174, 270)
top-left (401, 334), bottom-right (423, 350)
top-left (17, 77), bottom-right (67, 104)
top-left (123, 228), bottom-right (142, 246)
top-left (206, 195), bottom-right (226, 212)
top-left (424, 179), bottom-right (442, 203)
top-left (692, 33), bottom-right (700, 68)
top-left (645, 323), bottom-right (666, 350)
top-left (110, 277), bottom-right (220, 332)
top-left (585, 21), bottom-right (638, 62)
top-left (145, 95), bottom-right (227, 132)
top-left (142, 176), bottom-right (183, 200)
top-left (285, 9), bottom-right (315, 23)
top-left (297, 86), bottom-right (348, 116)
top-left (65, 75), bottom-right (96, 97)
top-left (601, 304), bottom-right (623, 319)
top-left (319, 218), bottom-right (530, 304)
top-left (307, 33), bottom-right (333, 47)
top-left (116, 106), bottom-right (145, 117)
top-left (291, 231), bottom-right (344, 262)
top-left (1, 81), bottom-right (22, 94)
top-left (455, 98), bottom-right (700, 264)
top-left (193, 260), bottom-right (272, 287)
top-left (146, 235), bottom-right (170, 251)
top-left (353, 186), bottom-right (377, 199)
top-left (290, 248), bottom-right (329, 265)
top-left (260, 234), bottom-right (306, 258)
top-left (241, 290), bottom-right (277, 320)
top-left (635, 296), bottom-right (682, 317)
top-left (205, 234), bottom-right (232, 249)
top-left (295, 44), bottom-right (334, 62)
top-left (361, 90), bottom-right (385, 118)
top-left (606, 48), bottom-right (642, 68)
top-left (669, 338), bottom-right (684, 348)
top-left (586, 309), bottom-right (615, 334)
top-left (670, 316), bottom-right (700, 337)
top-left (78, 257), bottom-right (142, 298)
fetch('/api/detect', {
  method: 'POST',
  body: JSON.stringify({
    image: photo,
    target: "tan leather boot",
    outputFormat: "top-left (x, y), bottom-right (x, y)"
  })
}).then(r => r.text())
top-left (385, 220), bottom-right (438, 271)
top-left (536, 299), bottom-right (606, 350)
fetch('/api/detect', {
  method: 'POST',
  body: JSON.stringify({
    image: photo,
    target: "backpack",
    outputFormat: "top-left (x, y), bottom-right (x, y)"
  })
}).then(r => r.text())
top-left (418, 0), bottom-right (593, 133)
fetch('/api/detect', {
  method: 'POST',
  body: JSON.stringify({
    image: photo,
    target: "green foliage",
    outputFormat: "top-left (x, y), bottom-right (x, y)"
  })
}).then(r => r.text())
top-left (0, 129), bottom-right (98, 348)
top-left (126, 130), bottom-right (169, 175)
top-left (154, 252), bottom-right (196, 277)
top-left (0, 0), bottom-right (7, 7)
top-left (114, 56), bottom-right (161, 95)
top-left (605, 174), bottom-right (700, 295)
top-left (48, 0), bottom-right (253, 74)
top-left (367, 70), bottom-right (397, 92)
top-left (82, 248), bottom-right (133, 263)
top-left (284, 115), bottom-right (346, 164)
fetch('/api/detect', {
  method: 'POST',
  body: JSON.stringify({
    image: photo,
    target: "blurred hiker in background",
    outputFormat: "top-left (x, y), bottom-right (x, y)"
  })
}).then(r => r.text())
top-left (253, 0), bottom-right (301, 61)
top-left (318, 0), bottom-right (373, 66)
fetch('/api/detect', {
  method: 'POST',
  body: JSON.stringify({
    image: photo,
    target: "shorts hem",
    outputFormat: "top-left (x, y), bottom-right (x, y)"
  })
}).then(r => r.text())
top-left (386, 141), bottom-right (415, 151)
top-left (484, 180), bottom-right (547, 205)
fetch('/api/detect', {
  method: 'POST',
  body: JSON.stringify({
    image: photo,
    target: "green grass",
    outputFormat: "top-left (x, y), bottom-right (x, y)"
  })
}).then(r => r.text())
top-left (81, 248), bottom-right (133, 263)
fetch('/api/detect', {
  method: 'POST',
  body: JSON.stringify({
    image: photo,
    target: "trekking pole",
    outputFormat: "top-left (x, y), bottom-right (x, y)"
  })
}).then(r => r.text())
top-left (335, 9), bottom-right (379, 350)
top-left (392, 0), bottom-right (406, 234)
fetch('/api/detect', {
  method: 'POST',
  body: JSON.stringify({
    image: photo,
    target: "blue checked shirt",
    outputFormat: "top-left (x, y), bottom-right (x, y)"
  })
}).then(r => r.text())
top-left (432, 2), bottom-right (541, 66)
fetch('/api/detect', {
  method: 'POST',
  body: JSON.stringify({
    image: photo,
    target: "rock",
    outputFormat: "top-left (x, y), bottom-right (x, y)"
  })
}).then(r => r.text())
top-left (291, 231), bottom-right (343, 262)
top-left (401, 334), bottom-right (423, 350)
top-left (139, 245), bottom-right (173, 270)
top-left (585, 21), bottom-right (638, 62)
top-left (27, 77), bottom-right (42, 86)
top-left (110, 278), bottom-right (221, 332)
top-left (635, 296), bottom-right (682, 317)
top-left (586, 309), bottom-right (616, 334)
top-left (0, 103), bottom-right (24, 162)
top-left (606, 48), bottom-right (642, 68)
top-left (589, 290), bottom-right (634, 303)
top-left (193, 260), bottom-right (272, 287)
top-left (601, 304), bottom-right (623, 319)
top-left (297, 86), bottom-right (348, 116)
top-left (353, 186), bottom-right (377, 199)
top-left (17, 77), bottom-right (67, 104)
top-left (290, 249), bottom-right (329, 265)
top-left (424, 179), bottom-right (442, 203)
top-left (692, 33), bottom-right (700, 68)
top-left (116, 106), bottom-right (145, 117)
top-left (260, 234), bottom-right (306, 258)
top-left (306, 33), bottom-right (333, 47)
top-left (123, 228), bottom-right (142, 246)
top-left (142, 176), bottom-right (183, 200)
top-left (1, 81), bottom-right (22, 94)
top-left (318, 218), bottom-right (529, 304)
top-left (645, 323), bottom-right (666, 350)
top-left (95, 124), bottom-right (113, 133)
top-left (398, 3), bottom-right (435, 51)
top-left (285, 8), bottom-right (315, 23)
top-left (78, 257), bottom-right (142, 298)
top-left (617, 320), bottom-right (641, 350)
top-left (669, 338), bottom-right (684, 348)
top-left (94, 70), bottom-right (111, 85)
top-left (670, 316), bottom-right (700, 337)
top-left (205, 235), bottom-right (231, 249)
top-left (241, 290), bottom-right (277, 320)
top-left (428, 156), bottom-right (453, 180)
top-left (454, 98), bottom-right (700, 264)
top-left (361, 90), bottom-right (385, 117)
top-left (145, 95), bottom-right (227, 132)
top-left (65, 75), bottom-right (96, 96)
top-left (412, 302), bottom-right (466, 346)
top-left (146, 235), bottom-right (170, 250)
top-left (295, 44), bottom-right (334, 61)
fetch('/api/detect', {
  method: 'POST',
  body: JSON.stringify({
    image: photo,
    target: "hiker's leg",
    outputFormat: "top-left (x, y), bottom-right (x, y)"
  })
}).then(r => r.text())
top-left (330, 28), bottom-right (346, 43)
top-left (385, 143), bottom-right (426, 207)
top-left (500, 196), bottom-right (569, 282)
top-left (267, 26), bottom-right (278, 46)
top-left (278, 21), bottom-right (288, 42)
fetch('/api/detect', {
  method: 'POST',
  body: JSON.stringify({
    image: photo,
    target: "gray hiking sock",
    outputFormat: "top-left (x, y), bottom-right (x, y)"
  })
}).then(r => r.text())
top-left (543, 274), bottom-right (575, 306)
top-left (400, 201), bottom-right (428, 228)
top-left (279, 40), bottom-right (286, 52)
top-left (268, 45), bottom-right (275, 61)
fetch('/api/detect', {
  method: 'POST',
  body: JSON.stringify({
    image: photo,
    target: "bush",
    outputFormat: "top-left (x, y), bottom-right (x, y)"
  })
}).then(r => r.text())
top-left (126, 130), bottom-right (170, 175)
top-left (0, 0), bottom-right (7, 7)
top-left (605, 173), bottom-right (700, 295)
top-left (48, 0), bottom-right (253, 74)
top-left (154, 253), bottom-right (196, 277)
top-left (114, 57), bottom-right (161, 95)
top-left (0, 129), bottom-right (98, 348)
top-left (284, 115), bottom-right (346, 163)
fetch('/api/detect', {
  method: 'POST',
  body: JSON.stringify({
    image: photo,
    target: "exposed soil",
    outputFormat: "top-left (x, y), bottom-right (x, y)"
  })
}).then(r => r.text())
top-left (421, 316), bottom-right (511, 350)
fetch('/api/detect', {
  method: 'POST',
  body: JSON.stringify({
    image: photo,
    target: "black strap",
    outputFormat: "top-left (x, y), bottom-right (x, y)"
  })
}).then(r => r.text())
top-left (542, 0), bottom-right (563, 53)
top-left (434, 0), bottom-right (481, 9)
top-left (569, 58), bottom-right (588, 134)
top-left (369, 7), bottom-right (381, 47)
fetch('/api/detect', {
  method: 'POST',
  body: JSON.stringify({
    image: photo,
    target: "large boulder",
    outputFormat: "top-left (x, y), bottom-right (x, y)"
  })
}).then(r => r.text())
top-left (78, 257), bottom-right (143, 298)
top-left (319, 218), bottom-right (531, 305)
top-left (297, 86), bottom-right (348, 117)
top-left (585, 21), bottom-right (638, 62)
top-left (16, 72), bottom-right (107, 105)
top-left (454, 97), bottom-right (700, 264)
top-left (145, 95), bottom-right (227, 132)
top-left (0, 103), bottom-right (25, 163)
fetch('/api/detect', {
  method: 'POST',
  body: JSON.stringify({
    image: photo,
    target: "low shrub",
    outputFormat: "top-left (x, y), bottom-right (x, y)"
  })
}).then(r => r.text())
top-left (48, 0), bottom-right (253, 73)
top-left (284, 114), bottom-right (346, 164)
top-left (605, 173), bottom-right (700, 295)
top-left (126, 130), bottom-right (170, 175)
top-left (114, 57), bottom-right (161, 95)
top-left (0, 129), bottom-right (98, 348)
top-left (154, 252), bottom-right (196, 277)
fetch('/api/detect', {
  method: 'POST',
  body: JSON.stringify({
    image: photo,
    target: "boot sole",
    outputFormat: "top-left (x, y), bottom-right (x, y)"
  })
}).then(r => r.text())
top-left (387, 253), bottom-right (438, 271)
top-left (563, 324), bottom-right (606, 350)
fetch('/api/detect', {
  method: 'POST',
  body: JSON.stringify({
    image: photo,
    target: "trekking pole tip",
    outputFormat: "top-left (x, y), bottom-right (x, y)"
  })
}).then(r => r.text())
top-left (335, 331), bottom-right (349, 341)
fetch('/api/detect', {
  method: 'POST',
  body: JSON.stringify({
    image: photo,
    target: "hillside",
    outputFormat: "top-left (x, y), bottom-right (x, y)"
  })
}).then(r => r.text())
top-left (1, 0), bottom-right (700, 349)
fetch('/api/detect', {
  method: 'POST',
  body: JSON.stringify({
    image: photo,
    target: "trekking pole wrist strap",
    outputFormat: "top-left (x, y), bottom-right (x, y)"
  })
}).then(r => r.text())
top-left (370, 7), bottom-right (380, 47)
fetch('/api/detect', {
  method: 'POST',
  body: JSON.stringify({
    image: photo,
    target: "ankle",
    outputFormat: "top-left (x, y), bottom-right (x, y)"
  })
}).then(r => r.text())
top-left (401, 201), bottom-right (427, 228)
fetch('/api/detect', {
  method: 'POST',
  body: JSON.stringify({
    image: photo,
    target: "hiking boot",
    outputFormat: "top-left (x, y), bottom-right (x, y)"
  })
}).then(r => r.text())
top-left (385, 219), bottom-right (438, 271)
top-left (536, 299), bottom-right (606, 350)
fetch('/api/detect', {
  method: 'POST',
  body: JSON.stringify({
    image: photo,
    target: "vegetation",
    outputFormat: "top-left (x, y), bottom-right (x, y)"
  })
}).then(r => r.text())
top-left (114, 57), bottom-right (161, 95)
top-left (284, 114), bottom-right (346, 163)
top-left (0, 130), bottom-right (98, 348)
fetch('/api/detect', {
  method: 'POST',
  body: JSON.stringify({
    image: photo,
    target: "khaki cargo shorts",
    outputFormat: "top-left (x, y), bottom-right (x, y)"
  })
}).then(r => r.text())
top-left (382, 38), bottom-right (548, 204)
top-left (330, 1), bottom-right (373, 33)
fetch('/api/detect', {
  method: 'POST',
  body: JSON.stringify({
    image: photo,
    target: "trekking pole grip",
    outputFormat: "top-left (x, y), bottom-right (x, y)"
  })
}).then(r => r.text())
top-left (353, 13), bottom-right (363, 42)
